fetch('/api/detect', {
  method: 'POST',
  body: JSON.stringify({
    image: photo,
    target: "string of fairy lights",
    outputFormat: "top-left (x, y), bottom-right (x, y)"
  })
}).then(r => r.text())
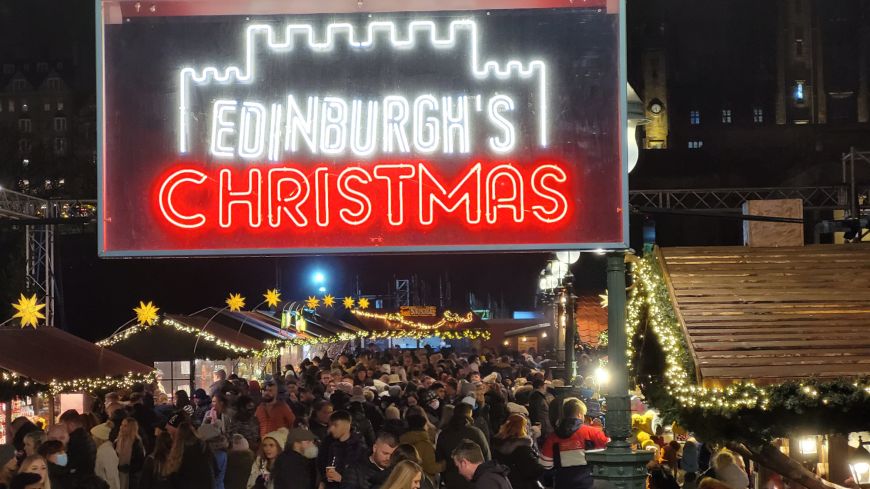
top-left (627, 252), bottom-right (870, 413)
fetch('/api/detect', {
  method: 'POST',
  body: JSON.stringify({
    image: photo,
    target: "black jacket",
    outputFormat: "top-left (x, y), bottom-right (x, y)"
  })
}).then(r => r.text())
top-left (340, 458), bottom-right (387, 489)
top-left (169, 439), bottom-right (215, 489)
top-left (527, 391), bottom-right (553, 442)
top-left (435, 420), bottom-right (490, 489)
top-left (48, 461), bottom-right (75, 489)
top-left (491, 437), bottom-right (543, 489)
top-left (471, 461), bottom-right (514, 489)
top-left (273, 450), bottom-right (316, 489)
top-left (224, 450), bottom-right (254, 489)
top-left (317, 434), bottom-right (368, 489)
top-left (68, 427), bottom-right (97, 479)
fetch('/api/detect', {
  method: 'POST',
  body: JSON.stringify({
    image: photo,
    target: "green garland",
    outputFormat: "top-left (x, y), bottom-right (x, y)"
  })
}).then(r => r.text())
top-left (629, 252), bottom-right (870, 442)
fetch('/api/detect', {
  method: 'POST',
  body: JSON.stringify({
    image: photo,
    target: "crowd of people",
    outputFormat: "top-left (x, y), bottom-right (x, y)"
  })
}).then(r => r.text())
top-left (0, 345), bottom-right (749, 489)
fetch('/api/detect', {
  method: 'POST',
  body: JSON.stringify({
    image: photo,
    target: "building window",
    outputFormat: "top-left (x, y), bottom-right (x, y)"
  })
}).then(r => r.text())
top-left (721, 109), bottom-right (732, 124)
top-left (45, 77), bottom-right (62, 91)
top-left (688, 140), bottom-right (703, 149)
top-left (8, 100), bottom-right (14, 112)
top-left (753, 108), bottom-right (764, 123)
top-left (43, 102), bottom-right (50, 111)
top-left (54, 137), bottom-right (67, 155)
top-left (36, 62), bottom-right (48, 73)
top-left (155, 361), bottom-right (192, 398)
top-left (18, 119), bottom-right (31, 133)
top-left (794, 80), bottom-right (806, 103)
top-left (53, 117), bottom-right (67, 132)
top-left (689, 110), bottom-right (700, 125)
top-left (12, 79), bottom-right (26, 91)
top-left (57, 101), bottom-right (64, 111)
top-left (18, 139), bottom-right (31, 154)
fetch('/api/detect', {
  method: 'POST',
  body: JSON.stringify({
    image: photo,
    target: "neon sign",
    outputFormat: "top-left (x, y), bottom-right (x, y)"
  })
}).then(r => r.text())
top-left (98, 4), bottom-right (625, 256)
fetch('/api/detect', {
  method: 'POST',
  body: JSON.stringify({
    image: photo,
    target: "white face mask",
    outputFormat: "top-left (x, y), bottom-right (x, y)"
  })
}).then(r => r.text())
top-left (428, 400), bottom-right (440, 410)
top-left (303, 445), bottom-right (319, 459)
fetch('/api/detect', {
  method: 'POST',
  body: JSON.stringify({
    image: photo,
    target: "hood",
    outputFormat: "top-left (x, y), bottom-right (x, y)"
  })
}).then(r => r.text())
top-left (493, 436), bottom-right (532, 455)
top-left (473, 460), bottom-right (511, 481)
top-left (555, 418), bottom-right (583, 438)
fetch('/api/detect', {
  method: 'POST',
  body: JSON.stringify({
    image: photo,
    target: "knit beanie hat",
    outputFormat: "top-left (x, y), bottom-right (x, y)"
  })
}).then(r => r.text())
top-left (263, 428), bottom-right (288, 451)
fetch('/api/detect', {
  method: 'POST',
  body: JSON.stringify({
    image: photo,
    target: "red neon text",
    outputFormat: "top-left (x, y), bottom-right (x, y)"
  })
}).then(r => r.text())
top-left (156, 161), bottom-right (572, 230)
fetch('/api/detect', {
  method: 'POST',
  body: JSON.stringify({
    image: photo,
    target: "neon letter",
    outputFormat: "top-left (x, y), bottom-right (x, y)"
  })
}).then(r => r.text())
top-left (314, 167), bottom-right (330, 227)
top-left (219, 168), bottom-right (263, 228)
top-left (487, 95), bottom-right (516, 154)
top-left (158, 169), bottom-right (208, 229)
top-left (320, 97), bottom-right (348, 155)
top-left (210, 100), bottom-right (237, 158)
top-left (531, 164), bottom-right (569, 223)
top-left (413, 95), bottom-right (440, 154)
top-left (442, 96), bottom-right (470, 154)
top-left (485, 164), bottom-right (524, 224)
top-left (338, 167), bottom-right (373, 226)
top-left (268, 168), bottom-right (310, 227)
top-left (373, 164), bottom-right (415, 226)
top-left (383, 96), bottom-right (410, 153)
top-left (350, 100), bottom-right (378, 156)
top-left (238, 102), bottom-right (267, 159)
top-left (267, 102), bottom-right (284, 162)
top-left (418, 163), bottom-right (481, 226)
top-left (285, 95), bottom-right (319, 154)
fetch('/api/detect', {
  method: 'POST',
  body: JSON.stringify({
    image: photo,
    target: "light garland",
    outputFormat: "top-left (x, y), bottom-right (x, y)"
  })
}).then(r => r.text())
top-left (351, 309), bottom-right (474, 331)
top-left (259, 328), bottom-right (491, 358)
top-left (628, 253), bottom-right (870, 414)
top-left (97, 318), bottom-right (254, 355)
top-left (49, 370), bottom-right (159, 395)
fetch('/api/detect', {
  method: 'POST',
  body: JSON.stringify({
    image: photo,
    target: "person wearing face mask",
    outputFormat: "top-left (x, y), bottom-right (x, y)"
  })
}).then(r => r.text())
top-left (37, 441), bottom-right (71, 489)
top-left (271, 429), bottom-right (317, 489)
top-left (419, 391), bottom-right (441, 428)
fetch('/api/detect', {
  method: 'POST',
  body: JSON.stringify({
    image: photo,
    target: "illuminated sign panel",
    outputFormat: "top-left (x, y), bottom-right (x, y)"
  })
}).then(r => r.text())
top-left (98, 1), bottom-right (625, 256)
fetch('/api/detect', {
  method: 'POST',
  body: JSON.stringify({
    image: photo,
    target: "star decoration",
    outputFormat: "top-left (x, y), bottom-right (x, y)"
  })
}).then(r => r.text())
top-left (322, 294), bottom-right (335, 307)
top-left (305, 296), bottom-right (320, 309)
top-left (263, 289), bottom-right (281, 309)
top-left (226, 293), bottom-right (246, 312)
top-left (599, 294), bottom-right (609, 308)
top-left (12, 293), bottom-right (46, 329)
top-left (358, 297), bottom-right (370, 310)
top-left (342, 297), bottom-right (356, 309)
top-left (133, 301), bottom-right (160, 326)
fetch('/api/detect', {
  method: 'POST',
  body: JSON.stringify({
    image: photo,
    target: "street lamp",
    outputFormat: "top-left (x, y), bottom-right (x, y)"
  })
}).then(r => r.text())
top-left (538, 252), bottom-right (580, 382)
top-left (850, 437), bottom-right (870, 486)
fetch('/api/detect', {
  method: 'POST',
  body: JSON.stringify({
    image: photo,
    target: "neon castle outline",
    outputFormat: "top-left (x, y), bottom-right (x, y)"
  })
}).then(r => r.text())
top-left (176, 18), bottom-right (550, 156)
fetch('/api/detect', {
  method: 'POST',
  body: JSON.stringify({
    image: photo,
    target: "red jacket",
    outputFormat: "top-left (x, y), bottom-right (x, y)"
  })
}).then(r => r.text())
top-left (255, 401), bottom-right (296, 438)
top-left (539, 419), bottom-right (608, 469)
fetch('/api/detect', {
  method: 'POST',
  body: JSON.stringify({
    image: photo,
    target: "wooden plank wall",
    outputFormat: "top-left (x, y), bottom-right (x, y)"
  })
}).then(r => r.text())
top-left (660, 244), bottom-right (870, 386)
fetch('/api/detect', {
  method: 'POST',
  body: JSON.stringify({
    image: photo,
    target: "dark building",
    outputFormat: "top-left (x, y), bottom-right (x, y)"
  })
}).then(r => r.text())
top-left (630, 0), bottom-right (870, 190)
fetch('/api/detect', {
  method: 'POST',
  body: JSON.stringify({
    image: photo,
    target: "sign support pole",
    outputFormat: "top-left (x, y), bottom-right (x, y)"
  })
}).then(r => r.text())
top-left (587, 252), bottom-right (651, 489)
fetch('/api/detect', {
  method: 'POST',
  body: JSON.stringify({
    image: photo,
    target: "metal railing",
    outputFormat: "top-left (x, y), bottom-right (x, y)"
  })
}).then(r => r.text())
top-left (628, 186), bottom-right (863, 212)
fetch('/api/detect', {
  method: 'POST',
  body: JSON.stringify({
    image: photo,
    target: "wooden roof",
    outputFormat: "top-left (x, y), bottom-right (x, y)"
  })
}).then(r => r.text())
top-left (0, 327), bottom-right (153, 384)
top-left (658, 244), bottom-right (870, 386)
top-left (575, 295), bottom-right (608, 346)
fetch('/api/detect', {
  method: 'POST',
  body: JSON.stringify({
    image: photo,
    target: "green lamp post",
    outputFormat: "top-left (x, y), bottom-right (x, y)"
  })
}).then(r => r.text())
top-left (586, 252), bottom-right (652, 489)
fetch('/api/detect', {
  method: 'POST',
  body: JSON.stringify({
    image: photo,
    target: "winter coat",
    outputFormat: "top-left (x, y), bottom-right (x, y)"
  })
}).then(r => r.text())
top-left (340, 458), bottom-right (387, 489)
top-left (399, 430), bottom-right (441, 477)
top-left (246, 456), bottom-right (275, 489)
top-left (492, 437), bottom-right (543, 489)
top-left (436, 420), bottom-right (490, 489)
top-left (68, 427), bottom-right (98, 479)
top-left (381, 419), bottom-right (408, 441)
top-left (527, 391), bottom-right (552, 443)
top-left (316, 434), bottom-right (369, 489)
top-left (471, 461), bottom-right (513, 489)
top-left (116, 438), bottom-right (146, 489)
top-left (169, 439), bottom-right (215, 489)
top-left (225, 450), bottom-right (255, 489)
top-left (139, 455), bottom-right (172, 489)
top-left (95, 440), bottom-right (121, 489)
top-left (226, 417), bottom-right (260, 450)
top-left (348, 402), bottom-right (376, 447)
top-left (539, 419), bottom-right (608, 489)
top-left (272, 450), bottom-right (315, 489)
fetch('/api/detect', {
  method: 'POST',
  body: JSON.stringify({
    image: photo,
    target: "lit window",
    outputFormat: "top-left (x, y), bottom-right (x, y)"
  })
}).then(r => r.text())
top-left (690, 110), bottom-right (700, 125)
top-left (18, 119), bottom-right (31, 133)
top-left (753, 108), bottom-right (764, 123)
top-left (794, 81), bottom-right (806, 103)
top-left (54, 137), bottom-right (67, 155)
top-left (721, 109), bottom-right (732, 124)
top-left (57, 101), bottom-right (64, 111)
top-left (22, 159), bottom-right (29, 167)
top-left (54, 117), bottom-right (67, 132)
top-left (688, 140), bottom-right (703, 149)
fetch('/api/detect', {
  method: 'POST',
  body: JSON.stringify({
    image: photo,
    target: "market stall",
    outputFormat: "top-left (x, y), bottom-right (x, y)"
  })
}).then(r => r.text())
top-left (349, 306), bottom-right (490, 350)
top-left (0, 326), bottom-right (154, 443)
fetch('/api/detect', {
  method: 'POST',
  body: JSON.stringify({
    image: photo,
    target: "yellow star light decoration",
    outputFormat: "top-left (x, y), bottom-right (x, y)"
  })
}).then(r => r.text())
top-left (599, 293), bottom-right (609, 308)
top-left (263, 289), bottom-right (281, 309)
top-left (305, 296), bottom-right (320, 309)
top-left (226, 293), bottom-right (246, 312)
top-left (342, 297), bottom-right (356, 309)
top-left (133, 301), bottom-right (160, 326)
top-left (11, 293), bottom-right (45, 329)
top-left (322, 294), bottom-right (335, 307)
top-left (358, 297), bottom-right (371, 309)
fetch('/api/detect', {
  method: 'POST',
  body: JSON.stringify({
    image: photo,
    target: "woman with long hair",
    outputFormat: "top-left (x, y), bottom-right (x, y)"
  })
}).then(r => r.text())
top-left (246, 430), bottom-right (286, 489)
top-left (139, 432), bottom-right (173, 489)
top-left (380, 460), bottom-right (423, 489)
top-left (17, 455), bottom-right (51, 489)
top-left (388, 445), bottom-right (435, 489)
top-left (491, 414), bottom-right (544, 489)
top-left (165, 416), bottom-right (215, 489)
top-left (115, 418), bottom-right (146, 489)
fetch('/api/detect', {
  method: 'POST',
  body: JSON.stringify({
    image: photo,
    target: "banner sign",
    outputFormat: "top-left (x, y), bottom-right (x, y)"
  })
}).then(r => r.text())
top-left (399, 306), bottom-right (438, 317)
top-left (98, 0), bottom-right (626, 256)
